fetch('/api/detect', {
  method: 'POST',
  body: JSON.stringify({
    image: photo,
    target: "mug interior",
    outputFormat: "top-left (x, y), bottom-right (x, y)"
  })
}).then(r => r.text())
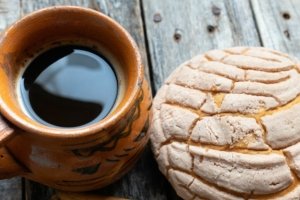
top-left (0, 6), bottom-right (142, 138)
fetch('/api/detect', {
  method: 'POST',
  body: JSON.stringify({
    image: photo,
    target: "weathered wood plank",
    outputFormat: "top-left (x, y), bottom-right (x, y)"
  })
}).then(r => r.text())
top-left (0, 178), bottom-right (22, 200)
top-left (142, 0), bottom-right (261, 91)
top-left (0, 1), bottom-right (23, 200)
top-left (251, 0), bottom-right (300, 58)
top-left (20, 0), bottom-right (165, 199)
top-left (20, 0), bottom-right (89, 15)
top-left (0, 0), bottom-right (21, 31)
top-left (24, 180), bottom-right (54, 200)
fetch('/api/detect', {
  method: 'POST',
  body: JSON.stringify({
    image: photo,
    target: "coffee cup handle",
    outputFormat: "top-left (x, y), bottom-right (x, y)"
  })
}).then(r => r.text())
top-left (0, 115), bottom-right (24, 178)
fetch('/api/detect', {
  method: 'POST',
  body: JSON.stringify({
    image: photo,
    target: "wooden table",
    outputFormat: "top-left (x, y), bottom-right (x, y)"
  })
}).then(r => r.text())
top-left (0, 0), bottom-right (299, 199)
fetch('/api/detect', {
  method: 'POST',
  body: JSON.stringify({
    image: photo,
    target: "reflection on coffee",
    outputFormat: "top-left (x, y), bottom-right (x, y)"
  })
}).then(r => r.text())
top-left (20, 45), bottom-right (118, 128)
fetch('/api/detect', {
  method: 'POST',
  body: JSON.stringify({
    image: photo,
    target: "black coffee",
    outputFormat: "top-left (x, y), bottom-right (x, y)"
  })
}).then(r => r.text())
top-left (20, 45), bottom-right (118, 128)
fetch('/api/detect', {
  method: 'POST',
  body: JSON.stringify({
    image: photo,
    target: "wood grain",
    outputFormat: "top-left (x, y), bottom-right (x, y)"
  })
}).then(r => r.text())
top-left (0, 0), bottom-right (20, 31)
top-left (142, 0), bottom-right (261, 91)
top-left (0, 178), bottom-right (22, 200)
top-left (251, 0), bottom-right (300, 58)
top-left (20, 0), bottom-right (89, 16)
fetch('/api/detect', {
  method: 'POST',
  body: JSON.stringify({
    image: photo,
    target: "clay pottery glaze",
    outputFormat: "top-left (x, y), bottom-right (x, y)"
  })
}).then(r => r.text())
top-left (0, 6), bottom-right (152, 191)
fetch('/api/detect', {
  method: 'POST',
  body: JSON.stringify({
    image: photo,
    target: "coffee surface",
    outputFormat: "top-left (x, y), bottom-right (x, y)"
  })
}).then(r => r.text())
top-left (20, 45), bottom-right (118, 128)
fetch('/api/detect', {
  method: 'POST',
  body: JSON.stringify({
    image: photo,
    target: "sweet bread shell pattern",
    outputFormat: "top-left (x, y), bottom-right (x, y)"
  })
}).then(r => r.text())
top-left (149, 47), bottom-right (300, 199)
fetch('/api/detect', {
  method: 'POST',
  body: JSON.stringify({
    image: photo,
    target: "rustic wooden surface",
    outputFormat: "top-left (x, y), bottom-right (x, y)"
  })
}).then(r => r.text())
top-left (142, 0), bottom-right (260, 91)
top-left (0, 177), bottom-right (22, 200)
top-left (0, 0), bottom-right (300, 199)
top-left (251, 0), bottom-right (300, 57)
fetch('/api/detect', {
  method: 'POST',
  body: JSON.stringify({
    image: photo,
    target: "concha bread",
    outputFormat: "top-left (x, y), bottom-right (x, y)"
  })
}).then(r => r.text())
top-left (149, 47), bottom-right (300, 199)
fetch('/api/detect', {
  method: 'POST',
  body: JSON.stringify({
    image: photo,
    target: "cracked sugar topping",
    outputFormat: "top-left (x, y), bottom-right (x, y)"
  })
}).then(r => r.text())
top-left (149, 47), bottom-right (300, 199)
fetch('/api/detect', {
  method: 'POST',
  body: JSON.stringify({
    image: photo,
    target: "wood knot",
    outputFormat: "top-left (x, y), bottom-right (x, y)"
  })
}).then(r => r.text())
top-left (212, 5), bottom-right (221, 16)
top-left (153, 13), bottom-right (162, 23)
top-left (284, 29), bottom-right (291, 40)
top-left (282, 12), bottom-right (291, 20)
top-left (207, 25), bottom-right (217, 33)
top-left (174, 29), bottom-right (182, 42)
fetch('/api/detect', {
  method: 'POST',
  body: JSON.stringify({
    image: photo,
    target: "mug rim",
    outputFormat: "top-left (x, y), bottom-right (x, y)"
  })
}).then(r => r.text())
top-left (0, 6), bottom-right (143, 139)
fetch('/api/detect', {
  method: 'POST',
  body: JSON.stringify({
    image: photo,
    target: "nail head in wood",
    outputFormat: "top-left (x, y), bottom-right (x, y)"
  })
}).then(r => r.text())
top-left (153, 13), bottom-right (162, 23)
top-left (282, 12), bottom-right (291, 20)
top-left (284, 29), bottom-right (290, 39)
top-left (212, 5), bottom-right (221, 16)
top-left (207, 25), bottom-right (216, 33)
top-left (173, 29), bottom-right (182, 42)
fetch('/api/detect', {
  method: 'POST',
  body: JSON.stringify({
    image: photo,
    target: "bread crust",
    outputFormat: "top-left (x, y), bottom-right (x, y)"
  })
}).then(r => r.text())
top-left (150, 47), bottom-right (300, 199)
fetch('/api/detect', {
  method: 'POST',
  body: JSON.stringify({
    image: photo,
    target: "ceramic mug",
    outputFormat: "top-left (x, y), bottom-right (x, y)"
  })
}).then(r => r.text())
top-left (0, 6), bottom-right (152, 191)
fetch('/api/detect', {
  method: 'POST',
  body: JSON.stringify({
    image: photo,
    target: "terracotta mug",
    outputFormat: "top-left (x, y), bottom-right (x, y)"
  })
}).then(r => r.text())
top-left (0, 6), bottom-right (152, 191)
